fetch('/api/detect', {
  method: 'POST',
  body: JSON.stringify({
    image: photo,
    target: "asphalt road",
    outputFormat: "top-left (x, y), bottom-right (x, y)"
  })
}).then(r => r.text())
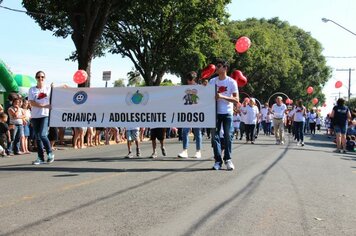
top-left (0, 132), bottom-right (355, 236)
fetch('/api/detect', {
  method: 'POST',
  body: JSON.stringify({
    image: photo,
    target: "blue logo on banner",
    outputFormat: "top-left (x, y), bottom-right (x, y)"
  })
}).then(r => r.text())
top-left (73, 91), bottom-right (88, 105)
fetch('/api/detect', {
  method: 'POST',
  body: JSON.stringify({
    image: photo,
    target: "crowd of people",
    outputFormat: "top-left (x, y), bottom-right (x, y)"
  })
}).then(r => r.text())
top-left (1, 63), bottom-right (355, 171)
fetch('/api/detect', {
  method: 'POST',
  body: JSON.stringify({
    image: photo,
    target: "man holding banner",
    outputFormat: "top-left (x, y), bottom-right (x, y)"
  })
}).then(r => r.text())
top-left (208, 59), bottom-right (239, 171)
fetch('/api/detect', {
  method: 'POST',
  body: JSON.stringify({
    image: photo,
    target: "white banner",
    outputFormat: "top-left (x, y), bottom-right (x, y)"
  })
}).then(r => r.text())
top-left (49, 85), bottom-right (216, 128)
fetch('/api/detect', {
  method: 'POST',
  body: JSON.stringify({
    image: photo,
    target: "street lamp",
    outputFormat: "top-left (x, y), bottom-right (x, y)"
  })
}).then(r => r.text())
top-left (321, 18), bottom-right (356, 37)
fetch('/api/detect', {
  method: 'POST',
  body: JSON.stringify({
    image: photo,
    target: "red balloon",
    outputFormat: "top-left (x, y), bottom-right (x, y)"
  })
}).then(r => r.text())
top-left (335, 81), bottom-right (342, 88)
top-left (285, 98), bottom-right (292, 104)
top-left (230, 70), bottom-right (247, 87)
top-left (306, 86), bottom-right (313, 94)
top-left (201, 64), bottom-right (216, 79)
top-left (312, 98), bottom-right (318, 105)
top-left (73, 70), bottom-right (88, 84)
top-left (235, 36), bottom-right (251, 53)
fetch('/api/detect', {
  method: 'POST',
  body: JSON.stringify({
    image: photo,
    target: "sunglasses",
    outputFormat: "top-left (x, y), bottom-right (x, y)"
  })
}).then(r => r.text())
top-left (216, 64), bottom-right (225, 69)
top-left (36, 76), bottom-right (45, 79)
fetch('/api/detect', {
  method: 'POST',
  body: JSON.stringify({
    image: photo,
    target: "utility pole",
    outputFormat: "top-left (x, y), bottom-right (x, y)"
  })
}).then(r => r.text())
top-left (335, 68), bottom-right (354, 101)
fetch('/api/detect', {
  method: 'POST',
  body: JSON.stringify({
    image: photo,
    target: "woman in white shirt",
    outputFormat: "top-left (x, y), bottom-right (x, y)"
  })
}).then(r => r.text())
top-left (289, 99), bottom-right (306, 146)
top-left (28, 71), bottom-right (54, 165)
top-left (242, 98), bottom-right (259, 144)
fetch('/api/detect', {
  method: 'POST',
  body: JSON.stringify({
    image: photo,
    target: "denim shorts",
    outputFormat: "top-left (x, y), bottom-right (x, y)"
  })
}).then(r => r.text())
top-left (333, 125), bottom-right (347, 135)
top-left (23, 125), bottom-right (30, 137)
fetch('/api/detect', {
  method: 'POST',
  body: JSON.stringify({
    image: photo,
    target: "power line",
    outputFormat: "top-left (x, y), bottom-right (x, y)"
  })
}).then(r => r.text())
top-left (325, 56), bottom-right (356, 58)
top-left (0, 4), bottom-right (48, 16)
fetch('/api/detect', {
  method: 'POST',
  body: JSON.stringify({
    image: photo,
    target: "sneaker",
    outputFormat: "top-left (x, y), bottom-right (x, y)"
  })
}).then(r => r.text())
top-left (125, 151), bottom-right (133, 158)
top-left (161, 147), bottom-right (166, 156)
top-left (33, 158), bottom-right (45, 165)
top-left (225, 160), bottom-right (235, 171)
top-left (342, 150), bottom-right (347, 154)
top-left (136, 148), bottom-right (141, 157)
top-left (296, 141), bottom-right (301, 146)
top-left (178, 149), bottom-right (188, 158)
top-left (251, 141), bottom-right (254, 144)
top-left (47, 153), bottom-right (55, 163)
top-left (150, 152), bottom-right (157, 158)
top-left (301, 142), bottom-right (304, 147)
top-left (194, 150), bottom-right (201, 159)
top-left (275, 140), bottom-right (280, 145)
top-left (280, 141), bottom-right (284, 145)
top-left (334, 149), bottom-right (341, 153)
top-left (212, 162), bottom-right (222, 170)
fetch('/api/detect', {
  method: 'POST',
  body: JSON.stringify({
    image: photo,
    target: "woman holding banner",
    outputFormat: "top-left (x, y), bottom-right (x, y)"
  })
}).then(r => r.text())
top-left (28, 71), bottom-right (54, 165)
top-left (178, 71), bottom-right (202, 159)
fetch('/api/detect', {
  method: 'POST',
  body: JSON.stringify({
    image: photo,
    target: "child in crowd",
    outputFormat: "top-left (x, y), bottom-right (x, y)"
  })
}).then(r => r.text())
top-left (0, 113), bottom-right (10, 156)
top-left (93, 127), bottom-right (105, 146)
top-left (125, 127), bottom-right (140, 158)
top-left (86, 127), bottom-right (94, 147)
top-left (21, 99), bottom-right (31, 154)
top-left (73, 127), bottom-right (87, 149)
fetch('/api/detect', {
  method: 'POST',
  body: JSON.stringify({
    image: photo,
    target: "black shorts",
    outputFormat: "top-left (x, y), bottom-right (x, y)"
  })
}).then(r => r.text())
top-left (48, 127), bottom-right (58, 141)
top-left (150, 128), bottom-right (166, 141)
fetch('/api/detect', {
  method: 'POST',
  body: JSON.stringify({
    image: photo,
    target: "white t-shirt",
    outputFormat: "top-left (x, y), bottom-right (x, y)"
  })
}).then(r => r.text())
top-left (316, 117), bottom-right (321, 125)
top-left (209, 76), bottom-right (238, 115)
top-left (244, 105), bottom-right (259, 125)
top-left (8, 107), bottom-right (24, 125)
top-left (28, 85), bottom-right (51, 118)
top-left (271, 103), bottom-right (287, 119)
top-left (308, 112), bottom-right (317, 123)
top-left (289, 106), bottom-right (305, 122)
top-left (239, 105), bottom-right (247, 123)
top-left (260, 107), bottom-right (269, 121)
top-left (233, 114), bottom-right (241, 128)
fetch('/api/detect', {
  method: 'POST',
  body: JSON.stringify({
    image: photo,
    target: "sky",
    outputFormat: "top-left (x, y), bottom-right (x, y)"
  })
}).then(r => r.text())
top-left (0, 0), bottom-right (356, 114)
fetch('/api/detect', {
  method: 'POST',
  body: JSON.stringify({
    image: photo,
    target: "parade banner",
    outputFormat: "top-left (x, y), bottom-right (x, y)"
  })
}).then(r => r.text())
top-left (49, 85), bottom-right (216, 128)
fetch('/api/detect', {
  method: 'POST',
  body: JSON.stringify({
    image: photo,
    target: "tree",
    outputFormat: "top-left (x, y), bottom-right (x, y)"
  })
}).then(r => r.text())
top-left (160, 79), bottom-right (175, 86)
top-left (113, 78), bottom-right (125, 87)
top-left (22, 0), bottom-right (127, 87)
top-left (127, 69), bottom-right (142, 87)
top-left (105, 0), bottom-right (230, 86)
top-left (225, 18), bottom-right (331, 104)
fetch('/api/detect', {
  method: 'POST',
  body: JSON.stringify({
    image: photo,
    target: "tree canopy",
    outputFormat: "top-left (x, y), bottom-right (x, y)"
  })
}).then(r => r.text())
top-left (225, 18), bottom-right (331, 105)
top-left (22, 0), bottom-right (127, 87)
top-left (21, 1), bottom-right (331, 106)
top-left (105, 0), bottom-right (231, 86)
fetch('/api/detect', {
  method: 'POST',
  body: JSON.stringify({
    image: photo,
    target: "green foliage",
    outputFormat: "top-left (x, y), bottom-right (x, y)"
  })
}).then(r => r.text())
top-left (127, 69), bottom-right (142, 87)
top-left (105, 0), bottom-right (231, 86)
top-left (224, 18), bottom-right (331, 105)
top-left (160, 79), bottom-right (175, 86)
top-left (346, 98), bottom-right (356, 111)
top-left (113, 78), bottom-right (126, 87)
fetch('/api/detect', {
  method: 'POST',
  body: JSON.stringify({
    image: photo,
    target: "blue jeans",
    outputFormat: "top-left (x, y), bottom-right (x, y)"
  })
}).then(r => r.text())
top-left (212, 114), bottom-right (233, 163)
top-left (31, 117), bottom-right (52, 160)
top-left (8, 124), bottom-right (23, 154)
top-left (182, 128), bottom-right (202, 150)
top-left (261, 120), bottom-right (267, 134)
top-left (294, 121), bottom-right (304, 142)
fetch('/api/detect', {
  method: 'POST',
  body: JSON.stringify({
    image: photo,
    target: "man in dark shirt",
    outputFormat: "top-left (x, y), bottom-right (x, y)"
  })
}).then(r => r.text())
top-left (330, 98), bottom-right (352, 153)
